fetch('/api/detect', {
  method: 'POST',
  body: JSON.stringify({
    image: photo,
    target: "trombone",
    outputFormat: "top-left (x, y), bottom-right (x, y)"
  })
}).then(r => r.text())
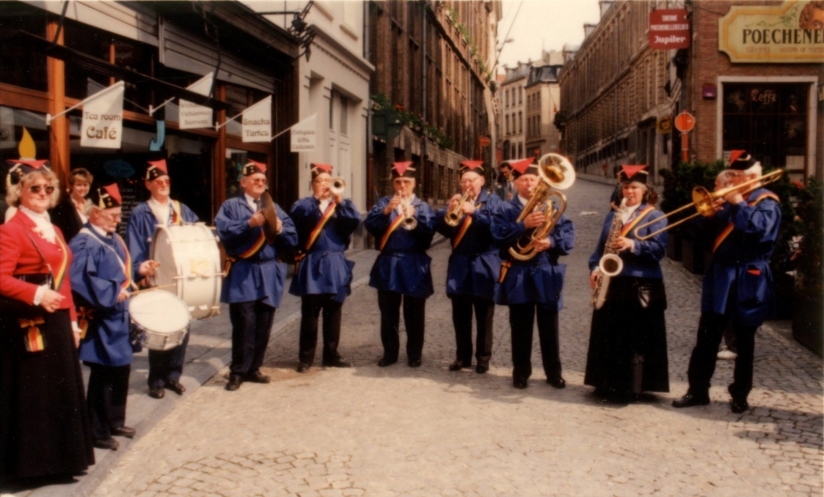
top-left (444, 188), bottom-right (473, 227)
top-left (633, 169), bottom-right (783, 241)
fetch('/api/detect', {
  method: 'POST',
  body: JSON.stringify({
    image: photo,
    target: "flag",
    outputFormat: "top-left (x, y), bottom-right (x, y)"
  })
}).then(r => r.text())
top-left (242, 96), bottom-right (272, 143)
top-left (179, 72), bottom-right (214, 130)
top-left (80, 81), bottom-right (125, 149)
top-left (290, 114), bottom-right (317, 152)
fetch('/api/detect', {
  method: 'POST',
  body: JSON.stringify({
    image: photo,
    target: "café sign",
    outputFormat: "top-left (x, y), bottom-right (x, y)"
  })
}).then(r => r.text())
top-left (719, 0), bottom-right (824, 63)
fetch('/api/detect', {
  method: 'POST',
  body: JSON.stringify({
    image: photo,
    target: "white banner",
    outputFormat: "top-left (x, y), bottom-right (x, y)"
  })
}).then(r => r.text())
top-left (80, 81), bottom-right (125, 149)
top-left (242, 96), bottom-right (272, 142)
top-left (290, 114), bottom-right (317, 152)
top-left (179, 72), bottom-right (213, 130)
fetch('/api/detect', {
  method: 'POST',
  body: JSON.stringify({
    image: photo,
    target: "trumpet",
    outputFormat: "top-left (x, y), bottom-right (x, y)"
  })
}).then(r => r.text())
top-left (329, 176), bottom-right (346, 196)
top-left (633, 169), bottom-right (783, 241)
top-left (400, 195), bottom-right (417, 230)
top-left (507, 153), bottom-right (575, 261)
top-left (444, 189), bottom-right (473, 227)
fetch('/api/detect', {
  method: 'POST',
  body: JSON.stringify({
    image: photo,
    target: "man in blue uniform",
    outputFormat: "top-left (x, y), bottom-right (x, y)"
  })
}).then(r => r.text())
top-left (289, 163), bottom-right (361, 372)
top-left (435, 160), bottom-right (502, 374)
top-left (491, 157), bottom-right (575, 389)
top-left (673, 151), bottom-right (782, 413)
top-left (71, 184), bottom-right (154, 450)
top-left (365, 161), bottom-right (435, 368)
top-left (215, 160), bottom-right (297, 391)
top-left (126, 159), bottom-right (199, 399)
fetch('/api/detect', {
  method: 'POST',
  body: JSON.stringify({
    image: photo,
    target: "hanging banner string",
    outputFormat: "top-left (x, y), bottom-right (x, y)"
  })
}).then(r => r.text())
top-left (45, 81), bottom-right (124, 126)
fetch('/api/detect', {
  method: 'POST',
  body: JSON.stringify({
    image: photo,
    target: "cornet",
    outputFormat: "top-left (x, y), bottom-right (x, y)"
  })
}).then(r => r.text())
top-left (444, 189), bottom-right (473, 227)
top-left (633, 169), bottom-right (783, 241)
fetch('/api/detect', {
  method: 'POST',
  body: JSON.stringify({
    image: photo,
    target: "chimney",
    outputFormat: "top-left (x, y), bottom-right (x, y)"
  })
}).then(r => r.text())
top-left (584, 23), bottom-right (597, 39)
top-left (599, 1), bottom-right (614, 18)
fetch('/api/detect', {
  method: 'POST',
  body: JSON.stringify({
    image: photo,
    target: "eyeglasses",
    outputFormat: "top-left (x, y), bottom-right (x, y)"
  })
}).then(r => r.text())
top-left (153, 178), bottom-right (171, 186)
top-left (251, 178), bottom-right (267, 185)
top-left (29, 185), bottom-right (55, 195)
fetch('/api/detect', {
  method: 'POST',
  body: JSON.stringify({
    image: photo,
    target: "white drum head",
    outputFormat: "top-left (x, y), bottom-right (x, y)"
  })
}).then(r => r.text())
top-left (129, 291), bottom-right (190, 334)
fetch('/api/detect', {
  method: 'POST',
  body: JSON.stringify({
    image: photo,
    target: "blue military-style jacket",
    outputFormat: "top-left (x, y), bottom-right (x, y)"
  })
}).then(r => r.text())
top-left (491, 196), bottom-right (575, 310)
top-left (214, 196), bottom-right (297, 308)
top-left (288, 196), bottom-right (361, 302)
top-left (365, 195), bottom-right (435, 299)
top-left (699, 187), bottom-right (781, 327)
top-left (70, 224), bottom-right (132, 367)
top-left (435, 189), bottom-right (502, 300)
top-left (125, 200), bottom-right (199, 280)
top-left (587, 202), bottom-right (667, 279)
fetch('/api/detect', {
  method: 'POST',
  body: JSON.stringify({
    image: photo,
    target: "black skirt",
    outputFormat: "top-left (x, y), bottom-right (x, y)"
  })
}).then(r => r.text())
top-left (0, 309), bottom-right (95, 480)
top-left (584, 276), bottom-right (670, 394)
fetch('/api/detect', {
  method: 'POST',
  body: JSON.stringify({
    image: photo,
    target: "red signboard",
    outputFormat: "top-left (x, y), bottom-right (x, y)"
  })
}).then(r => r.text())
top-left (479, 136), bottom-right (490, 147)
top-left (674, 111), bottom-right (695, 133)
top-left (649, 9), bottom-right (690, 50)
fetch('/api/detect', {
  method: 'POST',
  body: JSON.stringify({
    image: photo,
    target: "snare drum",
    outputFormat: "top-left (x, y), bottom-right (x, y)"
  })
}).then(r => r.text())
top-left (129, 291), bottom-right (190, 351)
top-left (151, 223), bottom-right (223, 319)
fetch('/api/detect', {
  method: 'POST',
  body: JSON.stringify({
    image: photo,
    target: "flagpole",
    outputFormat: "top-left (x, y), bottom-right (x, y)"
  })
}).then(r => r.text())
top-left (45, 81), bottom-right (125, 126)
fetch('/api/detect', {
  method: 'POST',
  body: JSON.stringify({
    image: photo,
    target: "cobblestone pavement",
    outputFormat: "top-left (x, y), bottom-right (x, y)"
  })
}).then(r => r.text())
top-left (86, 179), bottom-right (822, 497)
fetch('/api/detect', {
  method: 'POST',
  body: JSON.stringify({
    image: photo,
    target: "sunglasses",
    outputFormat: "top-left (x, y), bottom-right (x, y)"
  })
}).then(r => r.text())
top-left (29, 185), bottom-right (55, 195)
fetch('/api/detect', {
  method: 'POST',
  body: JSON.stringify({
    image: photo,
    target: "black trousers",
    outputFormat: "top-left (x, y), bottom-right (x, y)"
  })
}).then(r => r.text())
top-left (147, 330), bottom-right (189, 388)
top-left (228, 300), bottom-right (275, 377)
top-left (451, 295), bottom-right (494, 365)
top-left (687, 312), bottom-right (757, 400)
top-left (377, 290), bottom-right (426, 362)
top-left (85, 363), bottom-right (130, 441)
top-left (508, 303), bottom-right (561, 381)
top-left (299, 294), bottom-right (343, 365)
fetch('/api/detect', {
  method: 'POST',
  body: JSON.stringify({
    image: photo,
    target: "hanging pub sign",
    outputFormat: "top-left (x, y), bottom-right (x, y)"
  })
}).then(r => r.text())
top-left (649, 9), bottom-right (690, 49)
top-left (179, 73), bottom-right (214, 129)
top-left (241, 96), bottom-right (272, 143)
top-left (719, 0), bottom-right (824, 63)
top-left (80, 81), bottom-right (125, 149)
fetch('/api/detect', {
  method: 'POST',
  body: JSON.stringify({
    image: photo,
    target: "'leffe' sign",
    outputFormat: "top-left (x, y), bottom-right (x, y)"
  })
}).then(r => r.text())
top-left (80, 81), bottom-right (124, 149)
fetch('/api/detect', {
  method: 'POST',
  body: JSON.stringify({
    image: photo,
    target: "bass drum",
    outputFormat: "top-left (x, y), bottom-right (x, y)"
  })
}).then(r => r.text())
top-left (150, 223), bottom-right (223, 320)
top-left (130, 291), bottom-right (190, 351)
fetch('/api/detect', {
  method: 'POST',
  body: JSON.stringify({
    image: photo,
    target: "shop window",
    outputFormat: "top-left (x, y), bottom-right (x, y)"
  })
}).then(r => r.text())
top-left (0, 9), bottom-right (48, 92)
top-left (723, 83), bottom-right (808, 169)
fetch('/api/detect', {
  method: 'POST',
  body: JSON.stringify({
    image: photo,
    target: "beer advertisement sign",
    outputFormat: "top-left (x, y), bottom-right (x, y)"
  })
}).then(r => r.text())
top-left (719, 0), bottom-right (824, 63)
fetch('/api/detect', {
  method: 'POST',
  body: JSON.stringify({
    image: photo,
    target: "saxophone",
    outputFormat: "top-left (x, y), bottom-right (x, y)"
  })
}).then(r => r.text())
top-left (591, 206), bottom-right (625, 309)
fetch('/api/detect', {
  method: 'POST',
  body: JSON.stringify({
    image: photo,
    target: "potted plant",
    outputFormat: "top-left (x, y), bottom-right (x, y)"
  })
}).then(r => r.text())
top-left (792, 177), bottom-right (823, 357)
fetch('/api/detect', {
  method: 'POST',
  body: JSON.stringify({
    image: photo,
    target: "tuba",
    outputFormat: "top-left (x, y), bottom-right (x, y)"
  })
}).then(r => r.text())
top-left (444, 188), bottom-right (473, 227)
top-left (507, 154), bottom-right (575, 261)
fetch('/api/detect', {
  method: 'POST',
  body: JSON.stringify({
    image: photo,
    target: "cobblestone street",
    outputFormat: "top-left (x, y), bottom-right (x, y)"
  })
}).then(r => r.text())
top-left (50, 180), bottom-right (824, 496)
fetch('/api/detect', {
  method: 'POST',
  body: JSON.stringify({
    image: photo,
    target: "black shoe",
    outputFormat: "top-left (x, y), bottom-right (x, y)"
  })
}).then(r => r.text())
top-left (547, 376), bottom-right (566, 389)
top-left (448, 360), bottom-right (470, 371)
top-left (93, 438), bottom-right (119, 450)
top-left (245, 371), bottom-right (271, 383)
top-left (322, 358), bottom-right (351, 368)
top-left (672, 393), bottom-right (710, 408)
top-left (296, 363), bottom-right (311, 373)
top-left (475, 363), bottom-right (489, 374)
top-left (513, 377), bottom-right (528, 389)
top-left (225, 375), bottom-right (243, 391)
top-left (165, 380), bottom-right (186, 395)
top-left (377, 357), bottom-right (397, 367)
top-left (111, 426), bottom-right (136, 439)
top-left (148, 387), bottom-right (165, 399)
top-left (730, 398), bottom-right (749, 414)
top-left (408, 359), bottom-right (422, 368)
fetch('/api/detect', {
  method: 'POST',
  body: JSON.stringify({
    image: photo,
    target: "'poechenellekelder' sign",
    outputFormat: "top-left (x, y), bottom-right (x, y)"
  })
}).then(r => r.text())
top-left (649, 9), bottom-right (690, 49)
top-left (719, 0), bottom-right (824, 63)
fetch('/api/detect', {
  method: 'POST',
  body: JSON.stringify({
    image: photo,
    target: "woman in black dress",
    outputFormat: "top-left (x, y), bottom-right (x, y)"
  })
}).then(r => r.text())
top-left (49, 168), bottom-right (93, 243)
top-left (0, 161), bottom-right (95, 483)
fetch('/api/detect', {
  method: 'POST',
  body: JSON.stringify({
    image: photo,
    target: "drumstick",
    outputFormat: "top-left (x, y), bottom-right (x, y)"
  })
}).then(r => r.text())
top-left (129, 283), bottom-right (176, 297)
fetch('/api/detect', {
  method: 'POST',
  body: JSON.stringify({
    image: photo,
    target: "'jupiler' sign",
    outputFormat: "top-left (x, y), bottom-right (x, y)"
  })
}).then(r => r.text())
top-left (719, 0), bottom-right (824, 63)
top-left (649, 9), bottom-right (690, 49)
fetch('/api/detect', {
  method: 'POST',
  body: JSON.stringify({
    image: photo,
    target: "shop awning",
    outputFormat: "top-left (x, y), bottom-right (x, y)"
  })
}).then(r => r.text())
top-left (9, 30), bottom-right (233, 112)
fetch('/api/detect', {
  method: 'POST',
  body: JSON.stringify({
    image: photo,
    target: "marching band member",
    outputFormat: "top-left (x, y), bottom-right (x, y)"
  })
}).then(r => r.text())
top-left (289, 163), bottom-right (361, 372)
top-left (49, 167), bottom-right (93, 243)
top-left (365, 161), bottom-right (435, 368)
top-left (0, 157), bottom-right (95, 479)
top-left (215, 160), bottom-right (297, 391)
top-left (585, 166), bottom-right (670, 403)
top-left (435, 160), bottom-right (502, 374)
top-left (126, 159), bottom-right (199, 400)
top-left (673, 151), bottom-right (782, 414)
top-left (71, 184), bottom-right (154, 450)
top-left (491, 158), bottom-right (574, 390)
